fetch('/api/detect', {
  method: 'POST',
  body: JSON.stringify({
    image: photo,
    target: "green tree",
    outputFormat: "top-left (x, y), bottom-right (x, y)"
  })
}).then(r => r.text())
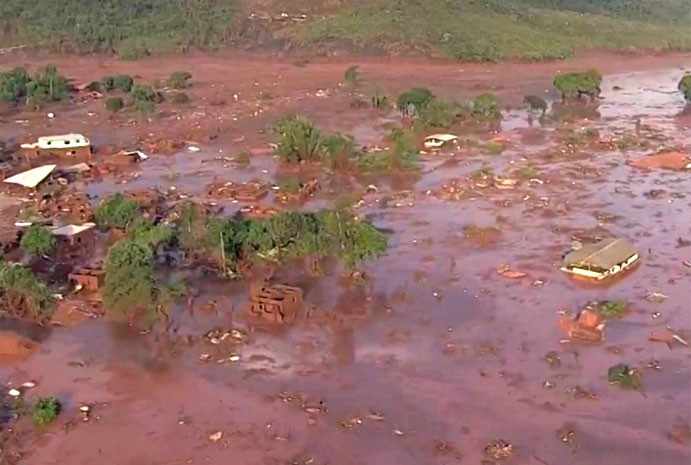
top-left (472, 92), bottom-right (501, 120)
top-left (103, 239), bottom-right (158, 316)
top-left (95, 193), bottom-right (141, 229)
top-left (523, 95), bottom-right (548, 116)
top-left (0, 67), bottom-right (31, 103)
top-left (113, 74), bottom-right (134, 92)
top-left (396, 87), bottom-right (435, 112)
top-left (20, 226), bottom-right (57, 256)
top-left (344, 65), bottom-right (360, 88)
top-left (273, 115), bottom-right (324, 163)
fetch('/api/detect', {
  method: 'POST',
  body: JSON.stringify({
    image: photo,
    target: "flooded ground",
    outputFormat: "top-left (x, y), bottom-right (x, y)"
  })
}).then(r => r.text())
top-left (1, 52), bottom-right (690, 464)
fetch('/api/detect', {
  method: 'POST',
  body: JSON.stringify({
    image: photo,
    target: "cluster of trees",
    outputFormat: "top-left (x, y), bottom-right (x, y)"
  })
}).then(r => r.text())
top-left (88, 71), bottom-right (192, 113)
top-left (679, 75), bottom-right (691, 104)
top-left (94, 196), bottom-right (387, 321)
top-left (395, 87), bottom-right (502, 126)
top-left (0, 65), bottom-right (69, 106)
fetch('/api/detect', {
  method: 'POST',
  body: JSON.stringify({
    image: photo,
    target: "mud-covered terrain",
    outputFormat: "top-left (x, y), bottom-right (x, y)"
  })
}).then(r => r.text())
top-left (0, 52), bottom-right (690, 465)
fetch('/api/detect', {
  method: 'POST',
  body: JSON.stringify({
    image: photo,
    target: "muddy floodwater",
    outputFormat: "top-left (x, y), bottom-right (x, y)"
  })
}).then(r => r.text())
top-left (1, 53), bottom-right (690, 464)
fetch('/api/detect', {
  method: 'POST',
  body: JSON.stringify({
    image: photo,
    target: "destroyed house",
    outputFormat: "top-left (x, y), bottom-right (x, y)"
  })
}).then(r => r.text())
top-left (68, 267), bottom-right (105, 293)
top-left (249, 284), bottom-right (303, 324)
top-left (21, 134), bottom-right (91, 161)
top-left (50, 223), bottom-right (96, 248)
top-left (561, 238), bottom-right (639, 280)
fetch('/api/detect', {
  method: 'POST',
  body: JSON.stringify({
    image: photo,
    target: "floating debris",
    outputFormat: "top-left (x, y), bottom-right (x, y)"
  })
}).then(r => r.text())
top-left (561, 238), bottom-right (639, 280)
top-left (208, 430), bottom-right (223, 442)
top-left (607, 364), bottom-right (642, 390)
top-left (484, 440), bottom-right (514, 460)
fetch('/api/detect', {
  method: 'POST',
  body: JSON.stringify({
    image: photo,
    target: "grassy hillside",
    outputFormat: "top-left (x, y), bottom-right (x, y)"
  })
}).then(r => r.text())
top-left (1, 0), bottom-right (690, 60)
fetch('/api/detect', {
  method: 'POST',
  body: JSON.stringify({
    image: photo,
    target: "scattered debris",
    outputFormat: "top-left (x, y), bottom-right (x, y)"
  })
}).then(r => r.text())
top-left (484, 440), bottom-right (513, 460)
top-left (648, 329), bottom-right (689, 349)
top-left (208, 430), bottom-right (223, 442)
top-left (497, 264), bottom-right (527, 279)
top-left (559, 309), bottom-right (605, 343)
top-left (79, 405), bottom-right (91, 422)
top-left (669, 419), bottom-right (691, 445)
top-left (628, 151), bottom-right (691, 171)
top-left (206, 181), bottom-right (269, 202)
top-left (561, 237), bottom-right (639, 280)
top-left (645, 291), bottom-right (667, 303)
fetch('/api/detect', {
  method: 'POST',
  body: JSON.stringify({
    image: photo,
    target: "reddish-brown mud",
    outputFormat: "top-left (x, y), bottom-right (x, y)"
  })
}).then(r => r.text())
top-left (1, 52), bottom-right (691, 465)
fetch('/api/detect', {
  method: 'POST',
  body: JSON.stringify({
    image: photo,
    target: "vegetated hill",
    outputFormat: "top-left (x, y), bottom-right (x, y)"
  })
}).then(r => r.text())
top-left (1, 0), bottom-right (690, 61)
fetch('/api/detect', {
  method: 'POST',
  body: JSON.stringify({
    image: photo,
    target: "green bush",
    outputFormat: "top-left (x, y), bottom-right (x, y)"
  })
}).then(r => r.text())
top-left (103, 239), bottom-right (157, 316)
top-left (131, 84), bottom-right (163, 103)
top-left (274, 115), bottom-right (324, 163)
top-left (105, 96), bottom-right (125, 112)
top-left (95, 193), bottom-right (141, 229)
top-left (126, 219), bottom-right (175, 250)
top-left (0, 262), bottom-right (54, 322)
top-left (607, 363), bottom-right (641, 390)
top-left (323, 134), bottom-right (360, 170)
top-left (396, 87), bottom-right (435, 112)
top-left (554, 69), bottom-right (602, 100)
top-left (597, 300), bottom-right (627, 318)
top-left (679, 75), bottom-right (691, 103)
top-left (168, 71), bottom-right (192, 89)
top-left (472, 92), bottom-right (501, 120)
top-left (113, 74), bottom-right (134, 92)
top-left (418, 99), bottom-right (459, 128)
top-left (133, 100), bottom-right (156, 114)
top-left (20, 226), bottom-right (57, 256)
top-left (0, 67), bottom-right (31, 103)
top-left (171, 92), bottom-right (190, 104)
top-left (32, 397), bottom-right (61, 426)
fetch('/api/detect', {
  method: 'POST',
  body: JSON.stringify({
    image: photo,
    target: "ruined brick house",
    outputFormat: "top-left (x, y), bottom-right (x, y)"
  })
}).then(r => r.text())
top-left (248, 282), bottom-right (303, 324)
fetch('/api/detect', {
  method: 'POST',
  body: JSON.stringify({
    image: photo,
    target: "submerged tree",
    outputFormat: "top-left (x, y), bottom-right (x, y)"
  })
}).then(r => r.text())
top-left (95, 193), bottom-right (141, 229)
top-left (679, 75), bottom-right (691, 104)
top-left (0, 262), bottom-right (54, 322)
top-left (273, 115), bottom-right (325, 163)
top-left (396, 87), bottom-right (435, 112)
top-left (523, 95), bottom-right (548, 117)
top-left (553, 69), bottom-right (602, 101)
top-left (472, 92), bottom-right (502, 120)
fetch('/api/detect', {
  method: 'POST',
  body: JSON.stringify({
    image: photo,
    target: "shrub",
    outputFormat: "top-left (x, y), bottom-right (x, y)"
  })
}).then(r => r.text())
top-left (418, 99), bottom-right (459, 128)
top-left (554, 70), bottom-right (602, 100)
top-left (131, 84), bottom-right (163, 103)
top-left (274, 115), bottom-right (324, 163)
top-left (472, 92), bottom-right (501, 120)
top-left (32, 397), bottom-right (61, 426)
top-left (357, 128), bottom-right (417, 172)
top-left (85, 80), bottom-right (102, 92)
top-left (113, 74), bottom-right (134, 92)
top-left (344, 65), bottom-right (359, 88)
top-left (126, 219), bottom-right (175, 250)
top-left (171, 92), bottom-right (190, 104)
top-left (0, 262), bottom-right (54, 322)
top-left (168, 71), bottom-right (192, 89)
top-left (178, 202), bottom-right (210, 253)
top-left (133, 100), bottom-right (156, 114)
top-left (105, 96), bottom-right (125, 112)
top-left (679, 75), bottom-right (691, 103)
top-left (20, 226), bottom-right (57, 256)
top-left (396, 87), bottom-right (435, 112)
top-left (597, 300), bottom-right (627, 318)
top-left (323, 134), bottom-right (359, 170)
top-left (95, 193), bottom-right (140, 229)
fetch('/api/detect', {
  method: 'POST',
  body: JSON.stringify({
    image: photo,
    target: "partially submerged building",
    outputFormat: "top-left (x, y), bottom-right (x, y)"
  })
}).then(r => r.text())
top-left (248, 282), bottom-right (303, 324)
top-left (21, 134), bottom-right (91, 162)
top-left (561, 238), bottom-right (639, 280)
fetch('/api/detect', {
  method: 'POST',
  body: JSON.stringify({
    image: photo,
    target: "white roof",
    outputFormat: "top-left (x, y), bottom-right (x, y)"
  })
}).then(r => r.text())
top-left (425, 134), bottom-right (458, 142)
top-left (38, 133), bottom-right (89, 143)
top-left (4, 164), bottom-right (56, 188)
top-left (50, 222), bottom-right (96, 236)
